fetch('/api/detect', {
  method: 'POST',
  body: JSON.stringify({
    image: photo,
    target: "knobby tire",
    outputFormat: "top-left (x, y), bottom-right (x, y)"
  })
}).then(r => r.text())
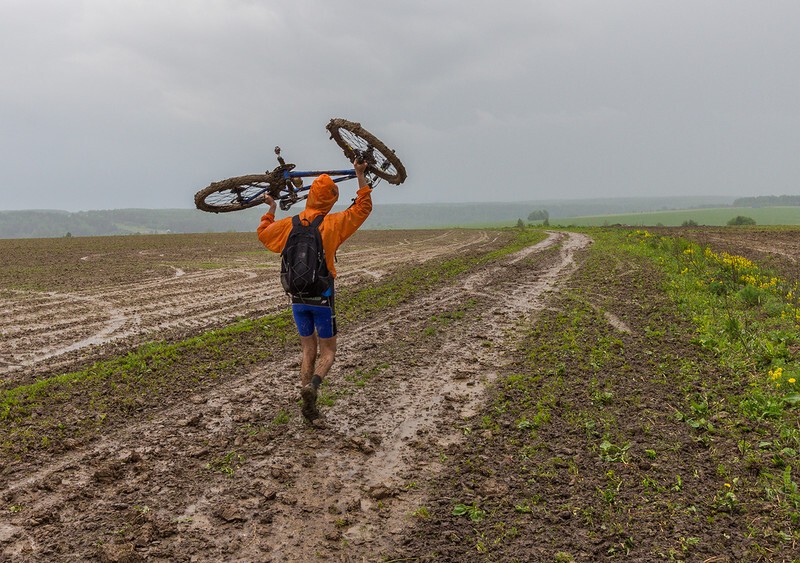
top-left (326, 118), bottom-right (407, 185)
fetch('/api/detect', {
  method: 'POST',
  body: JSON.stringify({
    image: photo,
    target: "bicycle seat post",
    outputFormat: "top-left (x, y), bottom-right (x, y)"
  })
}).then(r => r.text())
top-left (274, 146), bottom-right (286, 167)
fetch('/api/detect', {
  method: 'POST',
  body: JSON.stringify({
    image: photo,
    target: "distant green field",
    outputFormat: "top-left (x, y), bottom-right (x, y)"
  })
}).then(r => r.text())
top-left (551, 206), bottom-right (800, 227)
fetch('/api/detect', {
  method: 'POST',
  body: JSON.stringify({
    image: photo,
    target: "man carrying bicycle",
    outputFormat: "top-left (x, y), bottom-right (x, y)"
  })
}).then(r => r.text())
top-left (257, 159), bottom-right (372, 422)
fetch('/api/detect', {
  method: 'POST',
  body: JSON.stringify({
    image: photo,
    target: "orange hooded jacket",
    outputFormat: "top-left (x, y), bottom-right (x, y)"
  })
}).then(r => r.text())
top-left (257, 174), bottom-right (372, 278)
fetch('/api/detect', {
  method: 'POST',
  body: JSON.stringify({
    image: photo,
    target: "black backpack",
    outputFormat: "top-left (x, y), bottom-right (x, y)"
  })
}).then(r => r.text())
top-left (280, 215), bottom-right (331, 297)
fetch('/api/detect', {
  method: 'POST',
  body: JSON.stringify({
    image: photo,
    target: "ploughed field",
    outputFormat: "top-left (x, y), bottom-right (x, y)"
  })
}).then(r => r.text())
top-left (0, 230), bottom-right (504, 383)
top-left (1, 226), bottom-right (800, 562)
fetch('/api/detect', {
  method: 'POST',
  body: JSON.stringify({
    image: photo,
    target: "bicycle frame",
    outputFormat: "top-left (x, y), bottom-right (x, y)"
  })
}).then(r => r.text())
top-left (274, 169), bottom-right (358, 210)
top-left (240, 146), bottom-right (369, 210)
top-left (285, 168), bottom-right (358, 190)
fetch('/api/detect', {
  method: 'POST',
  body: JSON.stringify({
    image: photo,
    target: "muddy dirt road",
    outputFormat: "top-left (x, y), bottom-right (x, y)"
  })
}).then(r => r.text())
top-left (0, 230), bottom-right (588, 561)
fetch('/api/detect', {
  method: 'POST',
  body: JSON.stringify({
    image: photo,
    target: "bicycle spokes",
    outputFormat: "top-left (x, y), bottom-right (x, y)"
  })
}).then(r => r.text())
top-left (326, 118), bottom-right (406, 185)
top-left (340, 131), bottom-right (398, 178)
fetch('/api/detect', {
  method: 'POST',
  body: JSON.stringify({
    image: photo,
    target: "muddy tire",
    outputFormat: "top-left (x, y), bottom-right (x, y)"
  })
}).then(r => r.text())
top-left (326, 118), bottom-right (407, 185)
top-left (194, 175), bottom-right (274, 213)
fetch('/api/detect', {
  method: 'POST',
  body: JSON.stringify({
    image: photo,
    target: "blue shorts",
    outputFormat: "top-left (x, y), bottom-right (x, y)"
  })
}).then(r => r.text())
top-left (291, 299), bottom-right (337, 339)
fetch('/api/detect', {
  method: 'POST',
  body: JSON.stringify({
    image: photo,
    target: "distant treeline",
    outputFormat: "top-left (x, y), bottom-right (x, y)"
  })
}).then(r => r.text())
top-left (0, 209), bottom-right (267, 239)
top-left (733, 195), bottom-right (800, 207)
top-left (0, 195), bottom-right (737, 239)
top-left (0, 210), bottom-right (113, 238)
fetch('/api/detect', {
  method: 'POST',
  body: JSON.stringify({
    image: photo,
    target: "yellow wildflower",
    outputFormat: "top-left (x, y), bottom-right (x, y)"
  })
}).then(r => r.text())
top-left (769, 367), bottom-right (783, 380)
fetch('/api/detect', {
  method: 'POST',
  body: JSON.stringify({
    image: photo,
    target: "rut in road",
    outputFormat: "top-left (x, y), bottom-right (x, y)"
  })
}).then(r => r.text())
top-left (0, 231), bottom-right (590, 562)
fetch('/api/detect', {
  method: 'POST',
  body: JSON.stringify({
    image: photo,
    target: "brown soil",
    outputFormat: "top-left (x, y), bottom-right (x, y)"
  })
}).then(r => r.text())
top-left (0, 230), bottom-right (508, 382)
top-left (2, 227), bottom-right (799, 561)
top-left (0, 229), bottom-right (587, 561)
top-left (651, 226), bottom-right (800, 281)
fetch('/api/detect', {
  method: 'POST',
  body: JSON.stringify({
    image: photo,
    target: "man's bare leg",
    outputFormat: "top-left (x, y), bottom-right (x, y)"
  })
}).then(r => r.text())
top-left (300, 335), bottom-right (336, 422)
top-left (314, 336), bottom-right (337, 381)
top-left (299, 334), bottom-right (318, 386)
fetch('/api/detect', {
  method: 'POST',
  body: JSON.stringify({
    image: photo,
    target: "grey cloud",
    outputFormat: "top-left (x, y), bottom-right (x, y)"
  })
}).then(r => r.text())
top-left (2, 1), bottom-right (799, 210)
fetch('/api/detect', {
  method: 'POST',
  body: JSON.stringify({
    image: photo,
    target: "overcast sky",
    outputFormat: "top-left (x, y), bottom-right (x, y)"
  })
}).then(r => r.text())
top-left (2, 1), bottom-right (799, 211)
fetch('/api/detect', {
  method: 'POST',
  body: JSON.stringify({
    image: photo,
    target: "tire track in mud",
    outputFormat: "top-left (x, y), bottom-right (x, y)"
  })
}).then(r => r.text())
top-left (0, 269), bottom-right (270, 373)
top-left (334, 229), bottom-right (493, 281)
top-left (0, 232), bottom-right (591, 562)
top-left (0, 231), bottom-right (494, 378)
top-left (260, 231), bottom-right (590, 560)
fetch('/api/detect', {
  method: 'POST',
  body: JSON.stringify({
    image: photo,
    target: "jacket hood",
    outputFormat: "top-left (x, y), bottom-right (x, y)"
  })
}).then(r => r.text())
top-left (305, 174), bottom-right (338, 215)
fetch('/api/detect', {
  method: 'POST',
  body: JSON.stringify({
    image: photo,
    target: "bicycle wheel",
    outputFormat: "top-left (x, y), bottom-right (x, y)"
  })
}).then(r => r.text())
top-left (194, 175), bottom-right (274, 213)
top-left (326, 118), bottom-right (407, 185)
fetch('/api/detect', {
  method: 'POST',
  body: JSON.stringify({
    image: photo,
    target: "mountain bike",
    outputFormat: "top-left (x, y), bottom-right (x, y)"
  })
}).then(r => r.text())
top-left (194, 118), bottom-right (407, 213)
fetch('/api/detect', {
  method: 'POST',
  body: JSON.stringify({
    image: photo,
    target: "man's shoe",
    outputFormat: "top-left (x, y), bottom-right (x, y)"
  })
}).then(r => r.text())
top-left (300, 384), bottom-right (319, 421)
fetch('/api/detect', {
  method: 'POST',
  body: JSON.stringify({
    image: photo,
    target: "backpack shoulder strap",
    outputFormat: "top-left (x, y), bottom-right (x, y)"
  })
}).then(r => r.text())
top-left (309, 215), bottom-right (332, 263)
top-left (292, 215), bottom-right (301, 227)
top-left (309, 214), bottom-right (328, 272)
